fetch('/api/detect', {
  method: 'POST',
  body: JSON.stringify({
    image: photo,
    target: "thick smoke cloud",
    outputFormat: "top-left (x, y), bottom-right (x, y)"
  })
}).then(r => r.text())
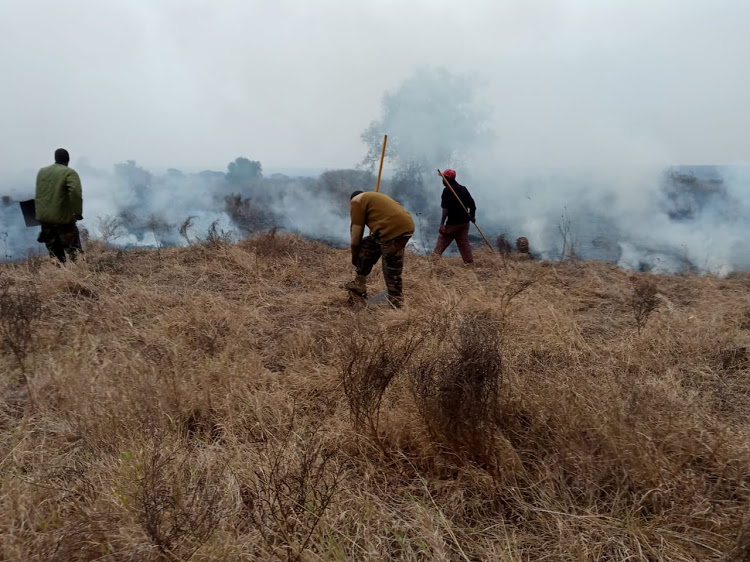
top-left (1, 2), bottom-right (747, 272)
top-left (0, 158), bottom-right (360, 263)
top-left (361, 67), bottom-right (750, 275)
top-left (477, 164), bottom-right (750, 275)
top-left (1, 63), bottom-right (748, 275)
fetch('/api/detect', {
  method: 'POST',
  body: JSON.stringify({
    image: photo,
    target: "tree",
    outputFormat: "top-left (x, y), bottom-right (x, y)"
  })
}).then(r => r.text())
top-left (389, 161), bottom-right (430, 212)
top-left (316, 169), bottom-right (375, 197)
top-left (114, 160), bottom-right (152, 191)
top-left (361, 67), bottom-right (493, 172)
top-left (226, 157), bottom-right (262, 186)
top-left (360, 67), bottom-right (494, 214)
top-left (313, 169), bottom-right (377, 214)
top-left (114, 160), bottom-right (153, 225)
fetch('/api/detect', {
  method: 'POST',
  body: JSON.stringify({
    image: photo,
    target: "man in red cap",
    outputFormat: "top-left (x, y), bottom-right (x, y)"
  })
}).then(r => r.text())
top-left (433, 169), bottom-right (476, 264)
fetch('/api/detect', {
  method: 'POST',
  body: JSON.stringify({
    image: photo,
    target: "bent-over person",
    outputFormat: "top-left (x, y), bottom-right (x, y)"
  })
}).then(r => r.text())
top-left (345, 191), bottom-right (414, 308)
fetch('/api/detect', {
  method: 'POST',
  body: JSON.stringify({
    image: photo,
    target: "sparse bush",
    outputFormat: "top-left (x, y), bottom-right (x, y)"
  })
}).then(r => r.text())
top-left (146, 215), bottom-right (170, 251)
top-left (245, 420), bottom-right (346, 561)
top-left (204, 219), bottom-right (234, 247)
top-left (132, 436), bottom-right (228, 558)
top-left (558, 207), bottom-right (577, 260)
top-left (178, 216), bottom-right (196, 245)
top-left (631, 275), bottom-right (659, 334)
top-left (0, 231), bottom-right (9, 259)
top-left (413, 212), bottom-right (433, 256)
top-left (413, 312), bottom-right (503, 469)
top-left (24, 252), bottom-right (45, 274)
top-left (0, 277), bottom-right (42, 386)
top-left (340, 325), bottom-right (425, 439)
top-left (96, 214), bottom-right (125, 246)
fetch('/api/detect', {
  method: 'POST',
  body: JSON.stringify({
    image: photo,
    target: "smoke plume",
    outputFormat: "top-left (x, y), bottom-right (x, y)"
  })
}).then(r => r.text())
top-left (361, 66), bottom-right (750, 275)
top-left (2, 66), bottom-right (748, 276)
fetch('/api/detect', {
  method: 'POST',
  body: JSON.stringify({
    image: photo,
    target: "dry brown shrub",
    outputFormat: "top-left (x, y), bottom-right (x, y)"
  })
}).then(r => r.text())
top-left (0, 277), bottom-right (42, 385)
top-left (413, 311), bottom-right (503, 469)
top-left (204, 219), bottom-right (233, 248)
top-left (631, 275), bottom-right (659, 334)
top-left (129, 435), bottom-right (229, 558)
top-left (499, 276), bottom-right (534, 319)
top-left (340, 323), bottom-right (426, 439)
top-left (225, 193), bottom-right (271, 235)
top-left (178, 215), bottom-right (196, 245)
top-left (95, 214), bottom-right (125, 246)
top-left (240, 227), bottom-right (309, 260)
top-left (242, 418), bottom-right (347, 561)
top-left (24, 252), bottom-right (46, 274)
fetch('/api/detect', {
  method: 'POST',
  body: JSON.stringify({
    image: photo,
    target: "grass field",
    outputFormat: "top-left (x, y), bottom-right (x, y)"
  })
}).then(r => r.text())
top-left (1, 232), bottom-right (750, 561)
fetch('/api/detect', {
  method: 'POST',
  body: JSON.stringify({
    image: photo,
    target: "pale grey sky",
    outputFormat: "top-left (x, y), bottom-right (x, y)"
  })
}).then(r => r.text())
top-left (1, 0), bottom-right (748, 171)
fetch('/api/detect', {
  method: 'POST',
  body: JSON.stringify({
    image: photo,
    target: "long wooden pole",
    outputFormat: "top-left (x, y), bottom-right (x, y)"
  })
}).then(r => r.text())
top-left (438, 169), bottom-right (494, 251)
top-left (375, 134), bottom-right (388, 192)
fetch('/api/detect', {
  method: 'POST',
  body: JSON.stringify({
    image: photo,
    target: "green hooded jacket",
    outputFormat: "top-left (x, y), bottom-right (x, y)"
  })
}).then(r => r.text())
top-left (35, 163), bottom-right (83, 224)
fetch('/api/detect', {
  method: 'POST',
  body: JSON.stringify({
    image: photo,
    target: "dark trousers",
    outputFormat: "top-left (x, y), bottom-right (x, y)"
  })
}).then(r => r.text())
top-left (38, 223), bottom-right (82, 263)
top-left (434, 223), bottom-right (473, 264)
top-left (355, 234), bottom-right (411, 306)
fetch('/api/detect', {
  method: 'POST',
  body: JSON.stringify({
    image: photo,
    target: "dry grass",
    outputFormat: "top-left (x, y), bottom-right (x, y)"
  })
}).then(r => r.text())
top-left (1, 232), bottom-right (750, 560)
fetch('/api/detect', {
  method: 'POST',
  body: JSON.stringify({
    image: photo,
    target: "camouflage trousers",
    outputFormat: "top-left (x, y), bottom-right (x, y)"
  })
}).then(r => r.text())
top-left (38, 223), bottom-right (83, 263)
top-left (355, 234), bottom-right (412, 307)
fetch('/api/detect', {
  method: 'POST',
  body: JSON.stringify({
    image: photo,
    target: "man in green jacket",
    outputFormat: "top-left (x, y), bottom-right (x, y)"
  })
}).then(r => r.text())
top-left (35, 148), bottom-right (83, 263)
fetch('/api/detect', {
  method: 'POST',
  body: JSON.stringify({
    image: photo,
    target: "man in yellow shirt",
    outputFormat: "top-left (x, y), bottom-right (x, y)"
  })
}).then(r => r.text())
top-left (345, 191), bottom-right (414, 307)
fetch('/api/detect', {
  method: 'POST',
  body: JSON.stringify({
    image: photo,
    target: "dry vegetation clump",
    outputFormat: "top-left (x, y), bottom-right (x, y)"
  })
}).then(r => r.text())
top-left (0, 276), bottom-right (42, 386)
top-left (631, 274), bottom-right (660, 334)
top-left (340, 322), bottom-right (427, 439)
top-left (412, 311), bottom-right (504, 471)
top-left (1, 232), bottom-right (750, 560)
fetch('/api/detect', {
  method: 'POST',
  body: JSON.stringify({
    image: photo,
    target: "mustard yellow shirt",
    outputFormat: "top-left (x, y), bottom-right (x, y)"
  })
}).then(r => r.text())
top-left (350, 192), bottom-right (414, 246)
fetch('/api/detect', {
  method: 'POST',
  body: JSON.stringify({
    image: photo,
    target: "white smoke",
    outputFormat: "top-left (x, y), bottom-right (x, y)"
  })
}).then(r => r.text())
top-left (0, 159), bottom-right (354, 263)
top-left (362, 67), bottom-right (750, 276)
top-left (3, 64), bottom-right (748, 275)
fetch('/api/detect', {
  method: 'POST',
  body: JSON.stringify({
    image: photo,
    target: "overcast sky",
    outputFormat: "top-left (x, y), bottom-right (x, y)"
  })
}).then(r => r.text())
top-left (1, 0), bottom-right (748, 172)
